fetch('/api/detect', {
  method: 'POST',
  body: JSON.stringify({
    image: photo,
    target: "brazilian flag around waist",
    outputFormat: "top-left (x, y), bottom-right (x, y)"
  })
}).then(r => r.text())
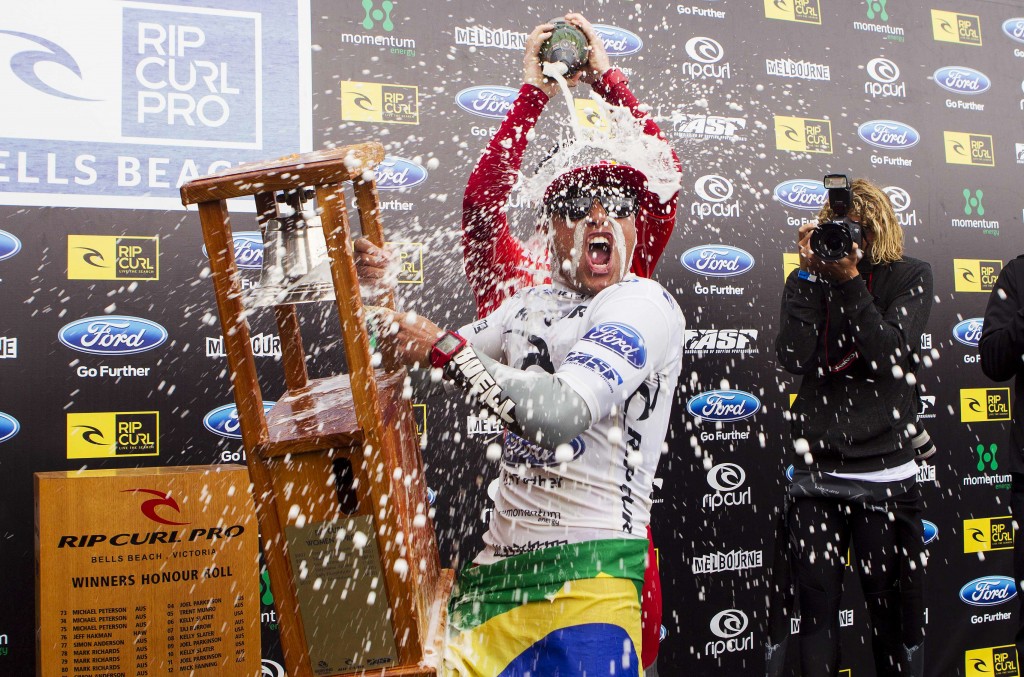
top-left (445, 538), bottom-right (647, 677)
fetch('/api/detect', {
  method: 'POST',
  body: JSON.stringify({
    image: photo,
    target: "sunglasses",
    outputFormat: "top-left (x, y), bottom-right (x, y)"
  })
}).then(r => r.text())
top-left (546, 190), bottom-right (638, 220)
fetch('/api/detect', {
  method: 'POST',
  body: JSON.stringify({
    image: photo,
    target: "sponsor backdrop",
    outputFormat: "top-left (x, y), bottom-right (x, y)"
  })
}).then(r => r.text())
top-left (2, 0), bottom-right (1024, 674)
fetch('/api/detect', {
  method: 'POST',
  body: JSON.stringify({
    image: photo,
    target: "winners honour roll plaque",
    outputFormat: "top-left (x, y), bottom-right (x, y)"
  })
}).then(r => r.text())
top-left (35, 465), bottom-right (260, 676)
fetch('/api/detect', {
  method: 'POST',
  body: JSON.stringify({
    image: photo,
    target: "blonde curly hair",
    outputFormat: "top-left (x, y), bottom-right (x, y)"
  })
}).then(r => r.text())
top-left (816, 178), bottom-right (904, 265)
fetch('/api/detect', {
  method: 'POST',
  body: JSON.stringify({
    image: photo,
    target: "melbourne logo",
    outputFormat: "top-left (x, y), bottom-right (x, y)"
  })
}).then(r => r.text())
top-left (883, 186), bottom-right (917, 226)
top-left (376, 156), bottom-right (427, 190)
top-left (455, 86), bottom-right (518, 119)
top-left (0, 412), bottom-right (19, 444)
top-left (68, 235), bottom-right (159, 280)
top-left (67, 412), bottom-right (159, 458)
top-left (454, 26), bottom-right (526, 50)
top-left (955, 259), bottom-right (1002, 293)
top-left (692, 175), bottom-right (738, 217)
top-left (774, 179), bottom-right (827, 210)
top-left (122, 488), bottom-right (189, 525)
top-left (945, 131), bottom-right (995, 167)
top-left (960, 576), bottom-right (1016, 607)
top-left (683, 329), bottom-right (759, 354)
top-left (763, 0), bottom-right (821, 24)
top-left (682, 37), bottom-right (731, 79)
top-left (687, 390), bottom-right (760, 422)
top-left (953, 318), bottom-right (984, 347)
top-left (581, 323), bottom-right (647, 368)
top-left (592, 25), bottom-right (643, 56)
top-left (960, 388), bottom-right (1011, 423)
top-left (964, 516), bottom-right (1013, 553)
top-left (341, 80), bottom-right (419, 124)
top-left (858, 120), bottom-right (919, 150)
top-left (0, 230), bottom-right (22, 261)
top-left (59, 316), bottom-right (167, 356)
top-left (934, 67), bottom-right (991, 95)
top-left (681, 245), bottom-right (755, 277)
top-left (932, 10), bottom-right (982, 46)
top-left (865, 57), bottom-right (905, 98)
top-left (765, 57), bottom-right (830, 81)
top-left (203, 402), bottom-right (275, 439)
top-left (774, 115), bottom-right (832, 154)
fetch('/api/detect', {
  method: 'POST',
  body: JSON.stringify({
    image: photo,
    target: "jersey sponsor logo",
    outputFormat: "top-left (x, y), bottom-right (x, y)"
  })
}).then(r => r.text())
top-left (203, 402), bottom-right (275, 439)
top-left (683, 329), bottom-right (758, 354)
top-left (0, 229), bottom-right (22, 261)
top-left (503, 431), bottom-right (585, 467)
top-left (964, 645), bottom-right (1020, 676)
top-left (450, 346), bottom-right (516, 423)
top-left (59, 315), bottom-right (167, 356)
top-left (681, 245), bottom-right (755, 277)
top-left (922, 520), bottom-right (939, 545)
top-left (857, 120), bottom-right (920, 150)
top-left (953, 318), bottom-right (984, 347)
top-left (376, 156), bottom-right (428, 190)
top-left (455, 85), bottom-right (518, 119)
top-left (934, 67), bottom-right (991, 95)
top-left (592, 25), bottom-right (643, 56)
top-left (1003, 18), bottom-right (1024, 44)
top-left (0, 412), bottom-right (19, 444)
top-left (960, 576), bottom-right (1016, 607)
top-left (773, 179), bottom-right (827, 210)
top-left (964, 516), bottom-right (1013, 553)
top-left (932, 10), bottom-right (982, 46)
top-left (687, 390), bottom-right (760, 422)
top-left (581, 323), bottom-right (647, 368)
top-left (562, 351), bottom-right (624, 385)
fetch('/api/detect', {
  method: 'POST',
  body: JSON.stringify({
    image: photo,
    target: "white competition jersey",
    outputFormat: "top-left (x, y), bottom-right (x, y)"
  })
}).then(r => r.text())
top-left (459, 275), bottom-right (684, 564)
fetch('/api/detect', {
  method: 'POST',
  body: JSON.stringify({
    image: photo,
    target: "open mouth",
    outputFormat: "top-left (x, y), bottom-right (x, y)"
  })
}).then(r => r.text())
top-left (586, 233), bottom-right (613, 273)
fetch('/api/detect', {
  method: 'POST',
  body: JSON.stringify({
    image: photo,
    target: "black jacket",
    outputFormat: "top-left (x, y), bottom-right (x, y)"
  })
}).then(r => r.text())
top-left (776, 256), bottom-right (933, 473)
top-left (979, 256), bottom-right (1024, 473)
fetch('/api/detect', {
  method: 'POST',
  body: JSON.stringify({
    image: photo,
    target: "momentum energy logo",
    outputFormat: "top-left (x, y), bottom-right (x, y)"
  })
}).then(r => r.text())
top-left (763, 0), bottom-right (821, 24)
top-left (964, 516), bottom-right (1013, 553)
top-left (965, 645), bottom-right (1019, 676)
top-left (774, 116), bottom-right (832, 154)
top-left (960, 388), bottom-right (1011, 423)
top-left (341, 81), bottom-right (418, 124)
top-left (58, 315), bottom-right (167, 355)
top-left (955, 259), bottom-right (1002, 292)
top-left (68, 235), bottom-right (158, 280)
top-left (455, 86), bottom-right (518, 119)
top-left (0, 230), bottom-right (22, 261)
top-left (932, 10), bottom-right (982, 46)
top-left (945, 131), bottom-right (995, 167)
top-left (67, 411), bottom-right (158, 458)
top-left (0, 412), bottom-right (19, 444)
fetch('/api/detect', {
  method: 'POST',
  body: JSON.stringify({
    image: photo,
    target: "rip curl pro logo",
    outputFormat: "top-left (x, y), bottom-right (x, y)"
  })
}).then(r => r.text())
top-left (122, 488), bottom-right (189, 526)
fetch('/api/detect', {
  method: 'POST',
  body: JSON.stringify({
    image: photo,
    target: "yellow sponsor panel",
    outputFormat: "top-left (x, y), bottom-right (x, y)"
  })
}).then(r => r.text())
top-left (932, 9), bottom-right (982, 46)
top-left (390, 241), bottom-right (424, 284)
top-left (575, 99), bottom-right (610, 132)
top-left (944, 131), bottom-right (995, 167)
top-left (67, 412), bottom-right (159, 459)
top-left (764, 0), bottom-right (821, 24)
top-left (966, 645), bottom-right (1020, 676)
top-left (68, 235), bottom-right (159, 281)
top-left (960, 388), bottom-right (1011, 423)
top-left (964, 517), bottom-right (1014, 553)
top-left (954, 259), bottom-right (1002, 293)
top-left (340, 81), bottom-right (419, 124)
top-left (783, 252), bottom-right (801, 281)
top-left (775, 116), bottom-right (832, 154)
top-left (788, 393), bottom-right (797, 407)
top-left (413, 403), bottom-right (427, 446)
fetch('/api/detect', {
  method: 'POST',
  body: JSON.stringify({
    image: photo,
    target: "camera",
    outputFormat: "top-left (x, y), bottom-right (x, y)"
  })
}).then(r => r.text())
top-left (810, 174), bottom-right (862, 262)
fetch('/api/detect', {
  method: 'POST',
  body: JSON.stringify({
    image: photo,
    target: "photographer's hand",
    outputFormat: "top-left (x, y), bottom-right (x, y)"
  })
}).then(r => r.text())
top-left (796, 224), bottom-right (860, 283)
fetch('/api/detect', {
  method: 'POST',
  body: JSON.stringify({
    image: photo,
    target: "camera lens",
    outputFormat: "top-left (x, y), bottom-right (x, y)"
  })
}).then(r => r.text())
top-left (810, 222), bottom-right (852, 262)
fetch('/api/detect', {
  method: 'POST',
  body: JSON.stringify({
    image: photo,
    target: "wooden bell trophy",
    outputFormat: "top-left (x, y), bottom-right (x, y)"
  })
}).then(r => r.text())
top-left (181, 143), bottom-right (453, 676)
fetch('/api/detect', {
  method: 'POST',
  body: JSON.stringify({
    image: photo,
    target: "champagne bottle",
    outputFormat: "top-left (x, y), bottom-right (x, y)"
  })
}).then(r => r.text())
top-left (539, 20), bottom-right (589, 77)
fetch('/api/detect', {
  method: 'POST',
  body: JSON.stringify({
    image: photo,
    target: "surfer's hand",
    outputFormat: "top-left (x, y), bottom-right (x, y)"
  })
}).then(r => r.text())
top-left (524, 23), bottom-right (559, 98)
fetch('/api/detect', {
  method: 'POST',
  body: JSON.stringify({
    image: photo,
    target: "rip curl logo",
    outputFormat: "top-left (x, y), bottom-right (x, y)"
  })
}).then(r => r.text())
top-left (0, 30), bottom-right (98, 101)
top-left (581, 323), bottom-right (647, 368)
top-left (122, 488), bottom-right (189, 526)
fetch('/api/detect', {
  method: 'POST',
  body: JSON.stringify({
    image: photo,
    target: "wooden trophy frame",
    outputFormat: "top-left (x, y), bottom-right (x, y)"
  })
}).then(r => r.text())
top-left (181, 143), bottom-right (453, 676)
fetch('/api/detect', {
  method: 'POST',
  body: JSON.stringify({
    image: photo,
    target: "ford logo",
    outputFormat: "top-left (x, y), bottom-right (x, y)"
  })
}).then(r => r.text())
top-left (58, 316), bottom-right (168, 356)
top-left (376, 156), bottom-right (428, 190)
top-left (687, 389), bottom-right (760, 422)
top-left (1003, 18), bottom-right (1024, 44)
top-left (680, 245), bottom-right (754, 277)
top-left (0, 229), bottom-right (22, 262)
top-left (581, 322), bottom-right (647, 368)
top-left (785, 464), bottom-right (795, 482)
top-left (0, 412), bottom-right (19, 444)
top-left (426, 487), bottom-right (437, 506)
top-left (922, 520), bottom-right (938, 545)
top-left (933, 66), bottom-right (991, 95)
top-left (659, 625), bottom-right (668, 642)
top-left (953, 318), bottom-right (984, 347)
top-left (857, 120), bottom-right (920, 150)
top-left (455, 85), bottom-right (519, 119)
top-left (959, 576), bottom-right (1017, 607)
top-left (203, 402), bottom-right (276, 439)
top-left (202, 232), bottom-right (264, 270)
top-left (773, 180), bottom-right (827, 211)
top-left (503, 431), bottom-right (586, 466)
top-left (593, 24), bottom-right (643, 56)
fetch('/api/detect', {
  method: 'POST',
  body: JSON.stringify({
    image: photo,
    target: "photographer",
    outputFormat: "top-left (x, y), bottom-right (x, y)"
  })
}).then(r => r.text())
top-left (773, 178), bottom-right (932, 676)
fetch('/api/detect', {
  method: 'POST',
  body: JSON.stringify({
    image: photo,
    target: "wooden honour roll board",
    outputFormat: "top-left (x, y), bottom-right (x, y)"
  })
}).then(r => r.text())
top-left (35, 465), bottom-right (260, 676)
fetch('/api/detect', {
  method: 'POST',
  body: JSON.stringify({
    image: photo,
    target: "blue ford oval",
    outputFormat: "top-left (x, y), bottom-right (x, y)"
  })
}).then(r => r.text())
top-left (0, 229), bottom-right (22, 262)
top-left (774, 180), bottom-right (828, 211)
top-left (858, 120), bottom-right (920, 150)
top-left (1003, 18), bottom-right (1024, 44)
top-left (377, 156), bottom-right (428, 190)
top-left (455, 86), bottom-right (519, 120)
top-left (593, 25), bottom-right (643, 56)
top-left (202, 232), bottom-right (264, 270)
top-left (503, 431), bottom-right (586, 466)
top-left (687, 390), bottom-right (760, 422)
top-left (922, 520), bottom-right (938, 545)
top-left (959, 576), bottom-right (1016, 606)
top-left (953, 318), bottom-right (984, 347)
top-left (581, 322), bottom-right (647, 368)
top-left (203, 402), bottom-right (276, 439)
top-left (933, 66), bottom-right (991, 95)
top-left (785, 464), bottom-right (795, 482)
top-left (681, 245), bottom-right (754, 278)
top-left (59, 316), bottom-right (168, 356)
top-left (0, 412), bottom-right (19, 444)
